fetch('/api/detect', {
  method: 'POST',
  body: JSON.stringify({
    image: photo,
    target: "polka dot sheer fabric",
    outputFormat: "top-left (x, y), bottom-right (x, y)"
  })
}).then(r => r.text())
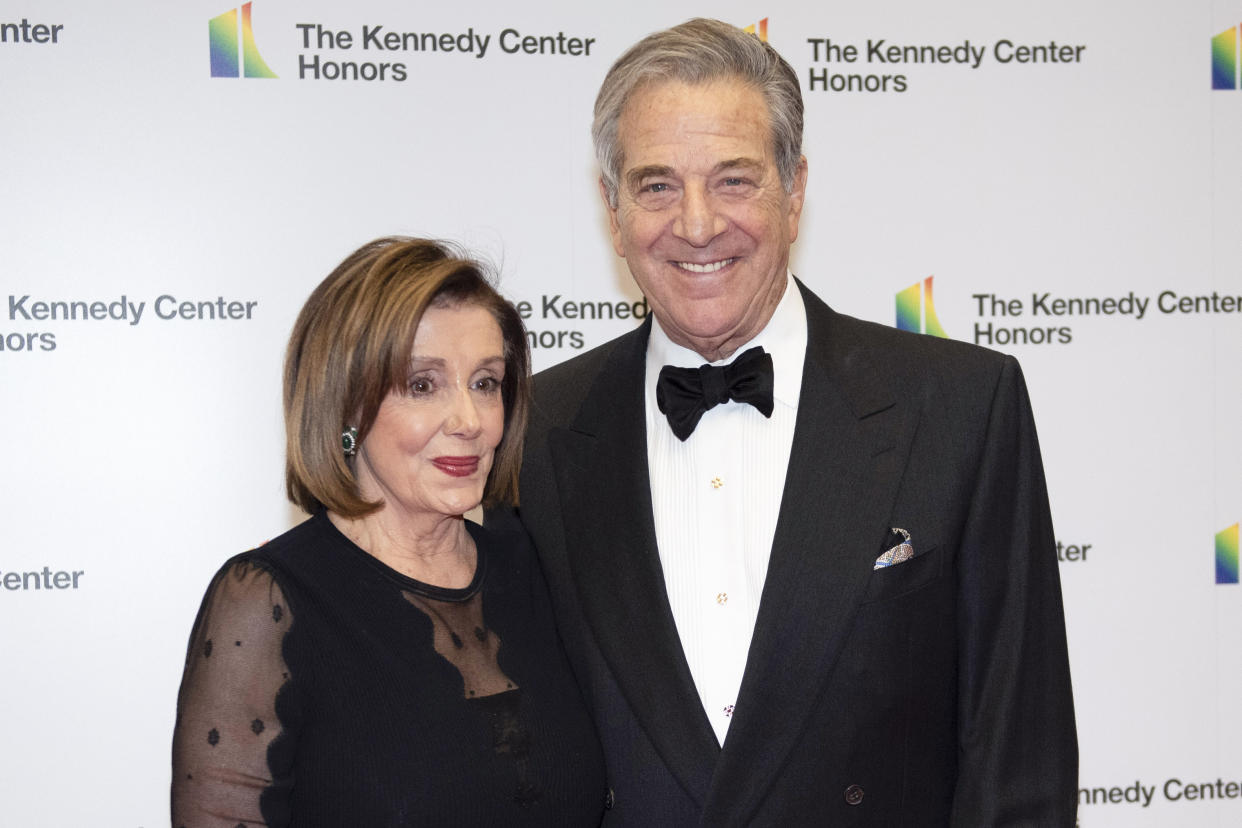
top-left (172, 560), bottom-right (292, 826)
top-left (169, 515), bottom-right (605, 826)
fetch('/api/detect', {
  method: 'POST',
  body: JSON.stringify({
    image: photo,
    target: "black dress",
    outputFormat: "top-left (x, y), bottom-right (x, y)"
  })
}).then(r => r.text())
top-left (171, 513), bottom-right (605, 826)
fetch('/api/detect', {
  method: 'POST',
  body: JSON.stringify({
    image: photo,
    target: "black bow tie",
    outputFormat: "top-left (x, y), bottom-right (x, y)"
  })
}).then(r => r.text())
top-left (656, 346), bottom-right (775, 441)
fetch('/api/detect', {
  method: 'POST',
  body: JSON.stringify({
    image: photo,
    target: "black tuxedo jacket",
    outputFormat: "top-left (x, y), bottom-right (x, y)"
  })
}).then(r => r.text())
top-left (503, 281), bottom-right (1077, 826)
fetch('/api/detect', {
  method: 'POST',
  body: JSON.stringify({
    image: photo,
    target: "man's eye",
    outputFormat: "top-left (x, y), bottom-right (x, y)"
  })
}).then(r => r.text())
top-left (643, 182), bottom-right (669, 193)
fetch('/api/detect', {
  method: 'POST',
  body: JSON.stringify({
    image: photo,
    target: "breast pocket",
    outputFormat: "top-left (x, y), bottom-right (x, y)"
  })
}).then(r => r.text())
top-left (859, 545), bottom-right (943, 605)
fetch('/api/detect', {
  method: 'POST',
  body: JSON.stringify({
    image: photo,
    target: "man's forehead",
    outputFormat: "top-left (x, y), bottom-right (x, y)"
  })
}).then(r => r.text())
top-left (621, 74), bottom-right (764, 115)
top-left (616, 77), bottom-right (774, 154)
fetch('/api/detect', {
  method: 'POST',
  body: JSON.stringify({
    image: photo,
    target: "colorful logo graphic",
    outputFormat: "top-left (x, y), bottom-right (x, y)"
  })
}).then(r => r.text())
top-left (1217, 523), bottom-right (1239, 584)
top-left (742, 18), bottom-right (769, 43)
top-left (209, 2), bottom-right (276, 78)
top-left (896, 276), bottom-right (949, 338)
top-left (1212, 23), bottom-right (1240, 89)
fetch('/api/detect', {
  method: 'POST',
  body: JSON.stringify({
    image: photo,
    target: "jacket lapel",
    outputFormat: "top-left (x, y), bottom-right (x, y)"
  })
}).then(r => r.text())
top-left (703, 284), bottom-right (917, 822)
top-left (547, 321), bottom-right (721, 806)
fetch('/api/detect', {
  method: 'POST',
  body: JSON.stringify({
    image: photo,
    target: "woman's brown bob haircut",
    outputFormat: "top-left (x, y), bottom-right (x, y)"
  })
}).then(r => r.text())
top-left (284, 237), bottom-right (531, 517)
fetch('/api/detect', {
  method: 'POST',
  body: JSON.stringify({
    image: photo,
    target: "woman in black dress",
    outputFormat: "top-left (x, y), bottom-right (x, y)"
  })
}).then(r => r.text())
top-left (172, 237), bottom-right (605, 826)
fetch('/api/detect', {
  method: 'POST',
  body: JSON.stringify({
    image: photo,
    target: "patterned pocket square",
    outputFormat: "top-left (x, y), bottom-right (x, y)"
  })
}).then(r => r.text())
top-left (874, 528), bottom-right (914, 569)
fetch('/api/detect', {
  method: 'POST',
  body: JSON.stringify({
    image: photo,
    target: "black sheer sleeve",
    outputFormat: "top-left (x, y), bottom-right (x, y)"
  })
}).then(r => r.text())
top-left (172, 558), bottom-right (294, 827)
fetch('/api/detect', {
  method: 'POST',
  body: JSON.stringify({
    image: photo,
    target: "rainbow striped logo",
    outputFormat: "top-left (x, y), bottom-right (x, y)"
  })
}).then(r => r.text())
top-left (1213, 24), bottom-right (1240, 89)
top-left (896, 276), bottom-right (949, 338)
top-left (742, 18), bottom-right (769, 43)
top-left (209, 3), bottom-right (277, 78)
top-left (1218, 523), bottom-right (1240, 584)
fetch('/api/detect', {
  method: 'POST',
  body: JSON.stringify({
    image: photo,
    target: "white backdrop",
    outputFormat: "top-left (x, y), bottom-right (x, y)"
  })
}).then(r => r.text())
top-left (2, 1), bottom-right (1240, 824)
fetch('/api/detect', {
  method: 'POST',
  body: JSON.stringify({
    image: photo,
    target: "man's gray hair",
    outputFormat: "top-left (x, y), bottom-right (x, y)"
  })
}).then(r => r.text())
top-left (592, 18), bottom-right (804, 208)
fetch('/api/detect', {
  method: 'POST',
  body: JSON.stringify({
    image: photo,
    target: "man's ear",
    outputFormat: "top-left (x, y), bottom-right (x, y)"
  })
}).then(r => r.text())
top-left (599, 177), bottom-right (626, 258)
top-left (786, 156), bottom-right (808, 244)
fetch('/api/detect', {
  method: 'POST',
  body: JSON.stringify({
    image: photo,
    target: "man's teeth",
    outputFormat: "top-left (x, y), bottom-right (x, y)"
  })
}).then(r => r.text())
top-left (677, 259), bottom-right (733, 273)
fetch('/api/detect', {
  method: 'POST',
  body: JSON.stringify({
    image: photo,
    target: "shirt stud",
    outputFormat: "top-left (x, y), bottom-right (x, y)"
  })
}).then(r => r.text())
top-left (711, 476), bottom-right (723, 489)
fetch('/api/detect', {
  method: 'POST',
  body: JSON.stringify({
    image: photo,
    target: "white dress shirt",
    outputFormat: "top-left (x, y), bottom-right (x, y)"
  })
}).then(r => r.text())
top-left (644, 274), bottom-right (807, 745)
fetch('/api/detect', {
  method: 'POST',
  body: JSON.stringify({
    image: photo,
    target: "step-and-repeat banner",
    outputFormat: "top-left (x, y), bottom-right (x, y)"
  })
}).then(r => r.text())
top-left (2, 1), bottom-right (1240, 824)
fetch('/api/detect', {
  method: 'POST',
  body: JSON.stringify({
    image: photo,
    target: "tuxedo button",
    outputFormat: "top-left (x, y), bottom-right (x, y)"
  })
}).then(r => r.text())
top-left (844, 784), bottom-right (864, 806)
top-left (604, 787), bottom-right (615, 810)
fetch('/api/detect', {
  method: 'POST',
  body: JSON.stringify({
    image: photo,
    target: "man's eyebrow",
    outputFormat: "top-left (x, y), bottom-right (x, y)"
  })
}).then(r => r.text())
top-left (712, 157), bottom-right (764, 174)
top-left (623, 158), bottom-right (765, 189)
top-left (624, 165), bottom-right (674, 189)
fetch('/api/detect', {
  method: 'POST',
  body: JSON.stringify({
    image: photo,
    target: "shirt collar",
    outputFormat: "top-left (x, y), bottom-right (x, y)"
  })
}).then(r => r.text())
top-left (646, 272), bottom-right (807, 409)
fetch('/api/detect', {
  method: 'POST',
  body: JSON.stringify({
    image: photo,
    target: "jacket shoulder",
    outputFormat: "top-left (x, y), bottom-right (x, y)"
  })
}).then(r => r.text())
top-left (529, 325), bottom-right (646, 428)
top-left (815, 300), bottom-right (1017, 396)
top-left (840, 311), bottom-right (1008, 366)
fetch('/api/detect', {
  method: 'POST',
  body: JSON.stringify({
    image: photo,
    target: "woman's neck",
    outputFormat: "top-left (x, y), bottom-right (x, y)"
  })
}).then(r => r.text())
top-left (328, 508), bottom-right (477, 589)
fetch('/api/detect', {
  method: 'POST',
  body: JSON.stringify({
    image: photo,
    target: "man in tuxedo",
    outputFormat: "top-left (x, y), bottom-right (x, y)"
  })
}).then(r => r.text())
top-left (507, 18), bottom-right (1077, 826)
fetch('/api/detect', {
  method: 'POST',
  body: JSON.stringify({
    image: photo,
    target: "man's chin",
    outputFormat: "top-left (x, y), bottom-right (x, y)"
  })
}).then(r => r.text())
top-left (657, 310), bottom-right (757, 356)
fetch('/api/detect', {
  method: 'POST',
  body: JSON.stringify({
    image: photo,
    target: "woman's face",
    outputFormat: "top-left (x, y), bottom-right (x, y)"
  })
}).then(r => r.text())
top-left (354, 303), bottom-right (506, 521)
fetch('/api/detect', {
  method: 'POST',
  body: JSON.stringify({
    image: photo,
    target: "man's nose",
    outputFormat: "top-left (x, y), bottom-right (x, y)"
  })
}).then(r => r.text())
top-left (672, 185), bottom-right (726, 247)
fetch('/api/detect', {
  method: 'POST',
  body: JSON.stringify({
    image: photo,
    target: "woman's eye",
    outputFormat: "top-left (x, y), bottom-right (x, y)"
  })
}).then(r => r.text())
top-left (409, 378), bottom-right (434, 394)
top-left (474, 376), bottom-right (501, 393)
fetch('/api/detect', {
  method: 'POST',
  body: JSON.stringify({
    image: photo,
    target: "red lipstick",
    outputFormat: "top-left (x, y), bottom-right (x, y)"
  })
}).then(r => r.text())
top-left (432, 456), bottom-right (480, 477)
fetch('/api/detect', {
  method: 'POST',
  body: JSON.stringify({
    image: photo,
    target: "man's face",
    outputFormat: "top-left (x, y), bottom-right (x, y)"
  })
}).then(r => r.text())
top-left (604, 77), bottom-right (807, 361)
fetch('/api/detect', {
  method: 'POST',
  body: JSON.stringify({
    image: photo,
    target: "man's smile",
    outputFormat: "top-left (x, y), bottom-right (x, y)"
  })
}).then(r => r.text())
top-left (674, 258), bottom-right (737, 273)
